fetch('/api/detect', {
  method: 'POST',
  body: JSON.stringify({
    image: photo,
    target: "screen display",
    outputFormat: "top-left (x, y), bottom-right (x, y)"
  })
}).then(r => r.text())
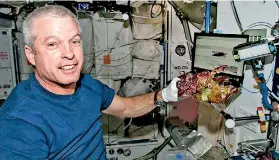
top-left (193, 34), bottom-right (248, 77)
top-left (77, 3), bottom-right (89, 11)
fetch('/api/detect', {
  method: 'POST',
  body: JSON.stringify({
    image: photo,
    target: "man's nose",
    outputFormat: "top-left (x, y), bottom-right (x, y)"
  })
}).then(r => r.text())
top-left (61, 44), bottom-right (75, 59)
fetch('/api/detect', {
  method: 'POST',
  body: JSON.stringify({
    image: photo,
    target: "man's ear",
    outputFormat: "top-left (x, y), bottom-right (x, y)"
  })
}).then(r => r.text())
top-left (24, 45), bottom-right (35, 66)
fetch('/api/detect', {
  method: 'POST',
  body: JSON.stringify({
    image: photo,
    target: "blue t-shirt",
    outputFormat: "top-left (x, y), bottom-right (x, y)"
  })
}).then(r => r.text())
top-left (0, 73), bottom-right (115, 159)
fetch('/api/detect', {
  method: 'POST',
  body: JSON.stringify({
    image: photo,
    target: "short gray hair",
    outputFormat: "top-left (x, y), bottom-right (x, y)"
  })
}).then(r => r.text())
top-left (22, 5), bottom-right (82, 47)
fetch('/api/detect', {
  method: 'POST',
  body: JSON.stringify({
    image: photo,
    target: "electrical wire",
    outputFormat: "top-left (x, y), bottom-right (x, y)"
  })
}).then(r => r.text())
top-left (108, 126), bottom-right (147, 144)
top-left (178, 56), bottom-right (192, 62)
top-left (230, 0), bottom-right (244, 32)
top-left (90, 9), bottom-right (164, 143)
top-left (107, 113), bottom-right (110, 145)
top-left (128, 126), bottom-right (147, 135)
top-left (123, 117), bottom-right (133, 130)
top-left (223, 119), bottom-right (239, 156)
top-left (109, 121), bottom-right (124, 135)
top-left (241, 53), bottom-right (275, 94)
top-left (223, 130), bottom-right (230, 154)
top-left (95, 35), bottom-right (163, 76)
top-left (95, 52), bottom-right (131, 62)
top-left (95, 56), bottom-right (131, 78)
top-left (186, 39), bottom-right (194, 47)
top-left (261, 35), bottom-right (279, 41)
top-left (130, 18), bottom-right (165, 40)
top-left (275, 0), bottom-right (279, 7)
top-left (223, 93), bottom-right (238, 113)
top-left (247, 22), bottom-right (274, 28)
top-left (95, 58), bottom-right (159, 75)
top-left (93, 23), bottom-right (125, 75)
top-left (93, 41), bottom-right (139, 58)
top-left (152, 124), bottom-right (157, 139)
top-left (230, 0), bottom-right (274, 34)
top-left (241, 85), bottom-right (259, 93)
top-left (98, 16), bottom-right (124, 144)
top-left (265, 63), bottom-right (274, 84)
top-left (241, 66), bottom-right (274, 94)
top-left (242, 24), bottom-right (273, 33)
top-left (130, 0), bottom-right (138, 6)
top-left (131, 14), bottom-right (155, 19)
top-left (119, 47), bottom-right (162, 131)
top-left (107, 50), bottom-right (161, 143)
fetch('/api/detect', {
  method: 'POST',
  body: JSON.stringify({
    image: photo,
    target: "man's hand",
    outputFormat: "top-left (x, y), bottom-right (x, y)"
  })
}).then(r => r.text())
top-left (162, 77), bottom-right (180, 102)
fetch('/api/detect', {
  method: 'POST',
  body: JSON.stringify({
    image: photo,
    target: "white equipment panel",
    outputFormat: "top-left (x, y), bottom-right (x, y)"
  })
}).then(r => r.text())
top-left (106, 138), bottom-right (171, 160)
top-left (167, 7), bottom-right (192, 80)
top-left (0, 68), bottom-right (13, 98)
top-left (0, 30), bottom-right (12, 67)
top-left (0, 28), bottom-right (16, 99)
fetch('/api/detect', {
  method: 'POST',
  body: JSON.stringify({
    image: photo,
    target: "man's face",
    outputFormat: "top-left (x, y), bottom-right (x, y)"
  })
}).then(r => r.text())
top-left (28, 16), bottom-right (84, 85)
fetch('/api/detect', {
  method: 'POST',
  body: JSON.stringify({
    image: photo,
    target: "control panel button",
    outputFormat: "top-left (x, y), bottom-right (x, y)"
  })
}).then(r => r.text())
top-left (117, 148), bottom-right (123, 154)
top-left (108, 149), bottom-right (114, 155)
top-left (123, 149), bottom-right (131, 156)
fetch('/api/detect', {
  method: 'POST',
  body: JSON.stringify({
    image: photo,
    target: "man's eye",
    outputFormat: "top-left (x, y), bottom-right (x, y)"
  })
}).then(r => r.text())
top-left (47, 43), bottom-right (59, 49)
top-left (48, 43), bottom-right (56, 47)
top-left (71, 40), bottom-right (82, 46)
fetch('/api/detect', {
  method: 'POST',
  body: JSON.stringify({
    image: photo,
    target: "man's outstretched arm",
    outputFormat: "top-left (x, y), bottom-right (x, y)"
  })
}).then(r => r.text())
top-left (102, 78), bottom-right (180, 118)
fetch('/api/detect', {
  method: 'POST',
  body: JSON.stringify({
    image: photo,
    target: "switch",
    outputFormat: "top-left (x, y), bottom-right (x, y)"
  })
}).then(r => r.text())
top-left (108, 149), bottom-right (114, 155)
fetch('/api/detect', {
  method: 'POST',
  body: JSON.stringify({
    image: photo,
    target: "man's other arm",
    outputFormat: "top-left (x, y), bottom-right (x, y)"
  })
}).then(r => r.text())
top-left (0, 117), bottom-right (49, 159)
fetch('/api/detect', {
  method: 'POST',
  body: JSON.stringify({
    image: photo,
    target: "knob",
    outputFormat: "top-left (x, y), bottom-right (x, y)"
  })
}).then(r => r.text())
top-left (175, 45), bottom-right (186, 56)
top-left (123, 149), bottom-right (131, 156)
top-left (117, 148), bottom-right (123, 154)
top-left (122, 13), bottom-right (129, 20)
top-left (271, 111), bottom-right (279, 122)
top-left (225, 119), bottom-right (235, 129)
top-left (108, 149), bottom-right (114, 155)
